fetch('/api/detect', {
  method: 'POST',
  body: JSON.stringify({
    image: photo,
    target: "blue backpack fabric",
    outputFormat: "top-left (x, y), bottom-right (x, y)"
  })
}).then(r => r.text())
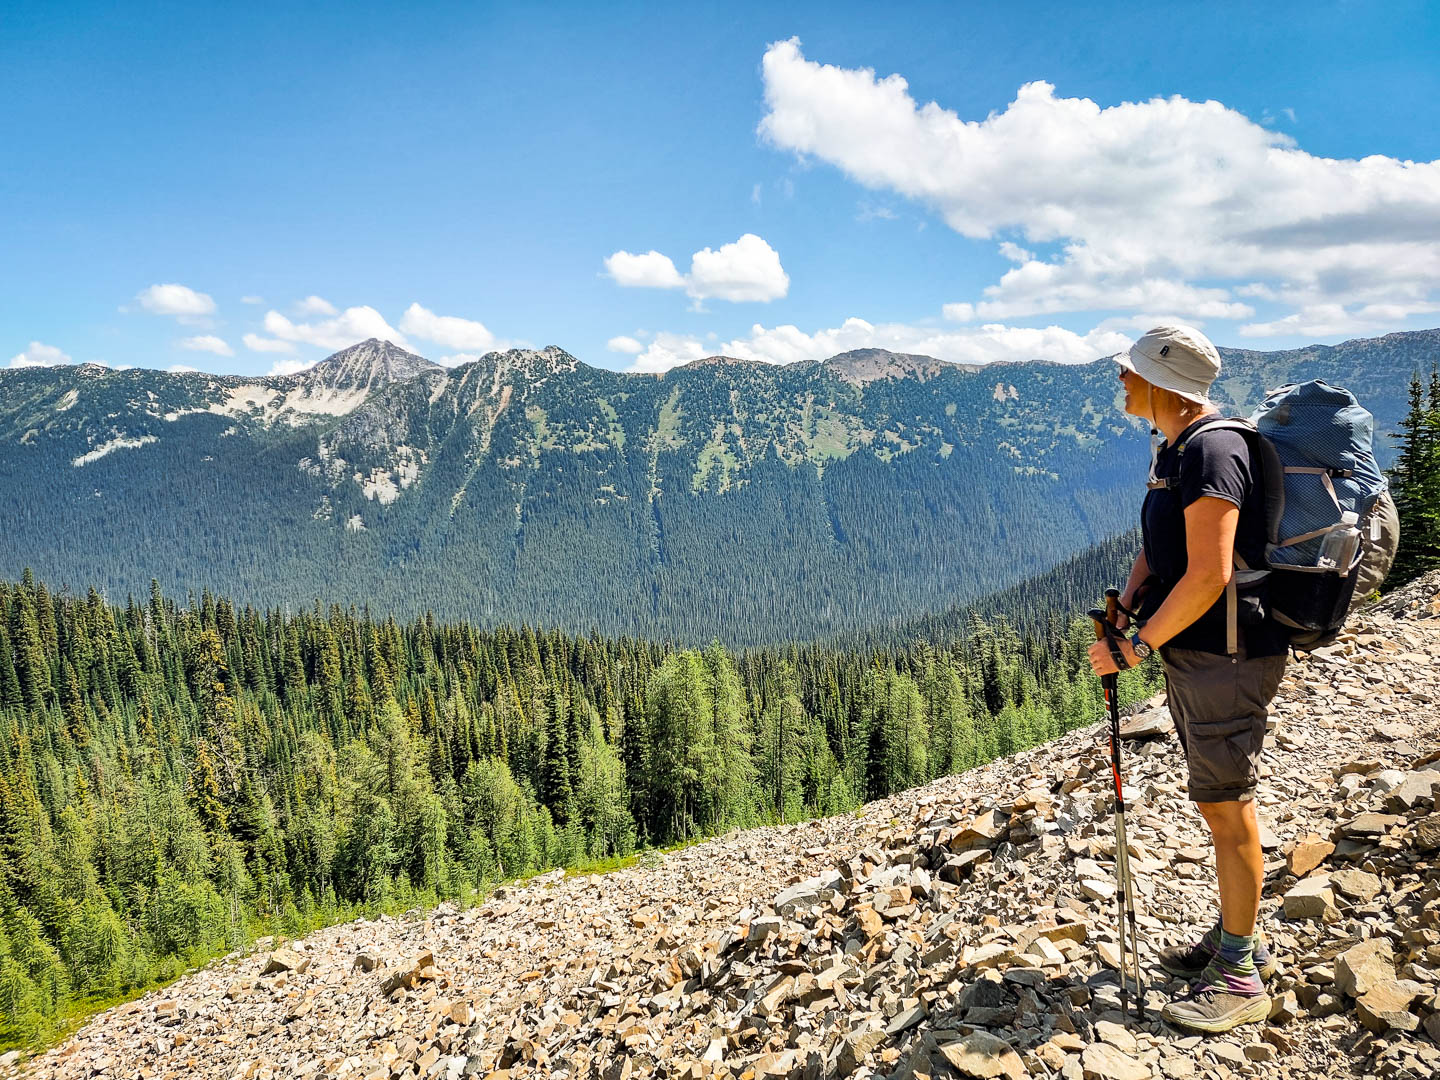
top-left (1165, 380), bottom-right (1398, 651)
top-left (1251, 380), bottom-right (1388, 569)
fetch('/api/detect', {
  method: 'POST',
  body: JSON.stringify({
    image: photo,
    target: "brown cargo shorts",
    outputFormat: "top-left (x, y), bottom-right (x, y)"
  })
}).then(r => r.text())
top-left (1160, 643), bottom-right (1287, 803)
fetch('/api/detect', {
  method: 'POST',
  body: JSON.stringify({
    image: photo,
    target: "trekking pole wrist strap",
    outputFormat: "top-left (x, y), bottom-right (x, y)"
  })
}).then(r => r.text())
top-left (1105, 630), bottom-right (1131, 671)
top-left (1089, 608), bottom-right (1131, 670)
top-left (1114, 595), bottom-right (1145, 628)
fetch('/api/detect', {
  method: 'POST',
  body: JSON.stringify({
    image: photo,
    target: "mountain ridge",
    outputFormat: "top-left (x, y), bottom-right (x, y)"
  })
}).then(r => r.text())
top-left (0, 329), bottom-right (1434, 644)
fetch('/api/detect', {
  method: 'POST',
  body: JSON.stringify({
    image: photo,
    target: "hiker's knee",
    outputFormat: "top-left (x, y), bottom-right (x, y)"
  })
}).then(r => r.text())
top-left (1195, 799), bottom-right (1256, 845)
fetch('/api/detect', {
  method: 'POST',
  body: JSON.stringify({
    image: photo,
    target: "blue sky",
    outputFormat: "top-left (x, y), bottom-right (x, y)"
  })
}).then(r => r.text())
top-left (3, 1), bottom-right (1438, 376)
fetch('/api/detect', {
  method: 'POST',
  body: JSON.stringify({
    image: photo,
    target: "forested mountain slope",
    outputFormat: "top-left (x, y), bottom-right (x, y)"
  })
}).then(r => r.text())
top-left (0, 330), bottom-right (1431, 645)
top-left (0, 568), bottom-right (1160, 1047)
top-left (18, 572), bottom-right (1440, 1078)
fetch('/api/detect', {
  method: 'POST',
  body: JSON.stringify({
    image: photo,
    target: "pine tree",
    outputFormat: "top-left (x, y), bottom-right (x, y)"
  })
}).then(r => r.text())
top-left (539, 689), bottom-right (573, 823)
top-left (756, 675), bottom-right (807, 822)
top-left (1389, 364), bottom-right (1440, 587)
top-left (0, 568), bottom-right (1183, 1044)
top-left (187, 740), bottom-right (229, 834)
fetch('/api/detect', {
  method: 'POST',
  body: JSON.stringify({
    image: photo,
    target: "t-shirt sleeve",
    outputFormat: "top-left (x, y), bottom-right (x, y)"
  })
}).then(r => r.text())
top-left (1179, 429), bottom-right (1252, 510)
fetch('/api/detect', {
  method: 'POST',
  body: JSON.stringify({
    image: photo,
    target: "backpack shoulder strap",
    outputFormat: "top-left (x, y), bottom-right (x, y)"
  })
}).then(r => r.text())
top-left (1149, 417), bottom-right (1281, 656)
top-left (1146, 417), bottom-right (1256, 491)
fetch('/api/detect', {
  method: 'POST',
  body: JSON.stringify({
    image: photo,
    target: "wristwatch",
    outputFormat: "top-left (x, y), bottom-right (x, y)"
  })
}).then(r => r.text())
top-left (1129, 633), bottom-right (1153, 661)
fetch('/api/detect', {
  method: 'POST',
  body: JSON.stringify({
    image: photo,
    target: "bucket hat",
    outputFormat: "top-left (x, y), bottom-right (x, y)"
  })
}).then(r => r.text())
top-left (1112, 325), bottom-right (1221, 404)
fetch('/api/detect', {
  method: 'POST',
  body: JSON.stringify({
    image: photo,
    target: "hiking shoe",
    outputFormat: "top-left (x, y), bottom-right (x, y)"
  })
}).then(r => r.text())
top-left (1157, 925), bottom-right (1277, 981)
top-left (1161, 982), bottom-right (1271, 1034)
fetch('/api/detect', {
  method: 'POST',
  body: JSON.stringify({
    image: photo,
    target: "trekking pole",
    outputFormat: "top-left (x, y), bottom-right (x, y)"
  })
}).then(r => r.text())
top-left (1089, 588), bottom-right (1145, 1021)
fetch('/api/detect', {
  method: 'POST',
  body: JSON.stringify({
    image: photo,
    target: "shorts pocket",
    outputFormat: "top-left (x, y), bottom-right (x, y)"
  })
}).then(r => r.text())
top-left (1185, 712), bottom-right (1262, 798)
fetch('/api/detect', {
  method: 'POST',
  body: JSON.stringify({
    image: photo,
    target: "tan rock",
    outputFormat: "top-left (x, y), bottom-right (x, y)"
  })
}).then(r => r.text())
top-left (836, 1026), bottom-right (885, 1074)
top-left (1286, 833), bottom-right (1335, 877)
top-left (1080, 1042), bottom-right (1149, 1080)
top-left (1092, 1019), bottom-right (1135, 1054)
top-left (352, 952), bottom-right (379, 973)
top-left (1411, 812), bottom-right (1440, 851)
top-left (1335, 937), bottom-right (1395, 998)
top-left (1078, 878), bottom-right (1116, 902)
top-left (1355, 979), bottom-right (1422, 1033)
top-left (1282, 874), bottom-right (1338, 921)
top-left (935, 1032), bottom-right (1025, 1080)
top-left (1096, 940), bottom-right (1121, 969)
top-left (261, 948), bottom-right (310, 976)
top-left (1330, 868), bottom-right (1381, 903)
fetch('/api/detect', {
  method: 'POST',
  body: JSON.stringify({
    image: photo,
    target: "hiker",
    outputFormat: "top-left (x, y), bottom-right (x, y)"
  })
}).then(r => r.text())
top-left (1087, 325), bottom-right (1289, 1034)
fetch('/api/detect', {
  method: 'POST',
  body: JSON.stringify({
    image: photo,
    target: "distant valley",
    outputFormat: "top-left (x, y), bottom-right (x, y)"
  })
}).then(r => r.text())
top-left (0, 330), bottom-right (1432, 645)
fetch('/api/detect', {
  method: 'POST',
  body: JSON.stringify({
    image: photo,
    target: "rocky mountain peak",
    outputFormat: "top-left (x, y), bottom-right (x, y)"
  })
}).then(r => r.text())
top-left (677, 355), bottom-right (760, 370)
top-left (295, 339), bottom-right (442, 394)
top-left (476, 345), bottom-right (582, 384)
top-left (821, 348), bottom-right (978, 385)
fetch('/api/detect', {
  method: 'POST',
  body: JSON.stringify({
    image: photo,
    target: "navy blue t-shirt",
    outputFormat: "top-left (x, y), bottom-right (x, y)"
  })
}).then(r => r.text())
top-left (1139, 417), bottom-right (1289, 657)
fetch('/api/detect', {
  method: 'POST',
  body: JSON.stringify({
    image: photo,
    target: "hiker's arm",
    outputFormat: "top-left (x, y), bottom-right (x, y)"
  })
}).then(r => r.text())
top-left (1135, 496), bottom-right (1239, 649)
top-left (1115, 549), bottom-right (1151, 631)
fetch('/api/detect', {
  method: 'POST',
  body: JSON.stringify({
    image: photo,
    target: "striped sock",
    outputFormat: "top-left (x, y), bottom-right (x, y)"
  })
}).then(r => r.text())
top-left (1200, 919), bottom-right (1272, 972)
top-left (1203, 930), bottom-right (1264, 996)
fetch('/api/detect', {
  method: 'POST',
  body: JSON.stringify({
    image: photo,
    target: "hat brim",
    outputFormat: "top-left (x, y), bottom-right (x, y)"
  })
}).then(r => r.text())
top-left (1112, 349), bottom-right (1211, 404)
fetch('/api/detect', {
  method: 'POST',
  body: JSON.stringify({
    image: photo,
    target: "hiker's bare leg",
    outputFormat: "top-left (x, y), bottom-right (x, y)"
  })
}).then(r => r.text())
top-left (1196, 799), bottom-right (1261, 936)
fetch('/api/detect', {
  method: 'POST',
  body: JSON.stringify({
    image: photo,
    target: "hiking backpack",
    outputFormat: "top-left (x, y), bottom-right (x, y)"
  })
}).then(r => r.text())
top-left (1160, 380), bottom-right (1399, 652)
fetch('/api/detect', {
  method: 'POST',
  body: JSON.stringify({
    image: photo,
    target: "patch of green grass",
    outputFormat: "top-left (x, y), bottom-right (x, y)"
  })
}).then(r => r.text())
top-left (806, 413), bottom-right (862, 464)
top-left (656, 388), bottom-right (683, 447)
top-left (692, 426), bottom-right (742, 492)
top-left (563, 852), bottom-right (641, 877)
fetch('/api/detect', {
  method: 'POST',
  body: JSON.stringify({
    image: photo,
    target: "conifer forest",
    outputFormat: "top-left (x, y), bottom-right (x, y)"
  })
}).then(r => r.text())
top-left (0, 571), bottom-right (1160, 1045)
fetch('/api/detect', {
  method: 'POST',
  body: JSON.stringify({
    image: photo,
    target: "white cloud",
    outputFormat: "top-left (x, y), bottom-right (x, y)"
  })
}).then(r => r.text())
top-left (1239, 300), bottom-right (1440, 338)
top-left (240, 295), bottom-right (264, 305)
top-left (758, 39), bottom-right (1440, 336)
top-left (243, 333), bottom-right (296, 354)
top-left (625, 332), bottom-right (716, 374)
top-left (604, 234), bottom-right (790, 302)
top-left (436, 353), bottom-right (481, 368)
top-left (262, 306), bottom-right (408, 351)
top-left (943, 275), bottom-right (1254, 324)
top-left (606, 335), bottom-right (644, 355)
top-left (398, 302), bottom-right (495, 352)
top-left (623, 317), bottom-right (1129, 374)
top-left (267, 357), bottom-right (313, 377)
top-left (8, 341), bottom-right (72, 368)
top-left (167, 363), bottom-right (200, 373)
top-left (136, 283), bottom-right (217, 318)
top-left (687, 234), bottom-right (789, 302)
top-left (604, 249), bottom-right (686, 290)
top-left (178, 334), bottom-right (234, 357)
top-left (294, 295), bottom-right (338, 316)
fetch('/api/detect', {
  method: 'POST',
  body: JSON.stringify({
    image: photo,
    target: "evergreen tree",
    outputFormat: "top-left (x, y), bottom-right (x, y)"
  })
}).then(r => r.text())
top-left (0, 568), bottom-right (1175, 1049)
top-left (1388, 364), bottom-right (1440, 587)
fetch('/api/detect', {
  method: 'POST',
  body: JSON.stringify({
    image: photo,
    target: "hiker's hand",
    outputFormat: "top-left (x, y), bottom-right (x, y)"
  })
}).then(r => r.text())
top-left (1113, 607), bottom-right (1130, 633)
top-left (1088, 636), bottom-right (1138, 676)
